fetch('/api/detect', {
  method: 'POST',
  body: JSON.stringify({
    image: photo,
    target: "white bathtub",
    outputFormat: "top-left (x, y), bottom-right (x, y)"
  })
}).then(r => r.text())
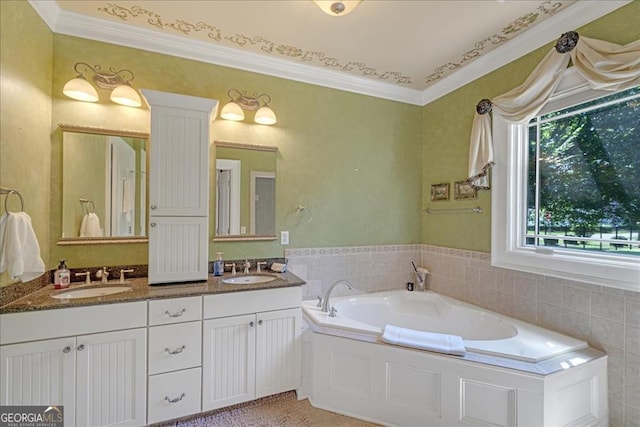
top-left (302, 290), bottom-right (587, 362)
top-left (302, 290), bottom-right (608, 427)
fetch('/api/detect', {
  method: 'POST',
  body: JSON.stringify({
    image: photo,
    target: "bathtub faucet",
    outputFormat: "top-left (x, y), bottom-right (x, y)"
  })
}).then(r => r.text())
top-left (321, 280), bottom-right (353, 313)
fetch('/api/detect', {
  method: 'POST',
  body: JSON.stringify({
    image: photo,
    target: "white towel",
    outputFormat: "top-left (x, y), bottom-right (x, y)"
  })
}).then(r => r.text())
top-left (382, 325), bottom-right (466, 356)
top-left (0, 212), bottom-right (45, 282)
top-left (80, 213), bottom-right (102, 237)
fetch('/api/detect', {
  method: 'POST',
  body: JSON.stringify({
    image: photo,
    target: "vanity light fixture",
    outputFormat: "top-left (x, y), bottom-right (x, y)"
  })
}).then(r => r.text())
top-left (220, 89), bottom-right (277, 125)
top-left (312, 0), bottom-right (362, 16)
top-left (63, 62), bottom-right (142, 108)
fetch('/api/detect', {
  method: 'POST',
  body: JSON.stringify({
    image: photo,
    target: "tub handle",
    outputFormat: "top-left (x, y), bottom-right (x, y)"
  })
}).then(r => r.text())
top-left (329, 307), bottom-right (338, 318)
top-left (316, 296), bottom-right (322, 308)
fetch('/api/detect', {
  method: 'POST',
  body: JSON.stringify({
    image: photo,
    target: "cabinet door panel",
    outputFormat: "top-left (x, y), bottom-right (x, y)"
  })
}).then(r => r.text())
top-left (148, 106), bottom-right (209, 216)
top-left (148, 216), bottom-right (208, 284)
top-left (202, 315), bottom-right (255, 411)
top-left (0, 338), bottom-right (75, 427)
top-left (76, 329), bottom-right (146, 427)
top-left (255, 308), bottom-right (302, 398)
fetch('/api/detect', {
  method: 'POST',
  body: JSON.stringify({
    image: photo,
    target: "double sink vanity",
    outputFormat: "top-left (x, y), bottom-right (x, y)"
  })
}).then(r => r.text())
top-left (0, 272), bottom-right (305, 426)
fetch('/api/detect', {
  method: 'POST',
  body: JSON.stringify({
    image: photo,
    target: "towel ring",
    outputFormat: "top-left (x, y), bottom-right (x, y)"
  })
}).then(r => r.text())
top-left (2, 189), bottom-right (24, 213)
top-left (296, 205), bottom-right (313, 224)
top-left (79, 198), bottom-right (96, 215)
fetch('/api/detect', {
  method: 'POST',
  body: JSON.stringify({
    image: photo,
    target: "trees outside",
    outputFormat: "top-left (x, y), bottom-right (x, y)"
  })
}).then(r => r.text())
top-left (526, 87), bottom-right (640, 254)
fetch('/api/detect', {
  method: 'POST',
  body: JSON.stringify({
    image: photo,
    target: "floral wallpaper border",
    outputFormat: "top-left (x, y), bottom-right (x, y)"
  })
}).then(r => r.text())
top-left (98, 1), bottom-right (569, 89)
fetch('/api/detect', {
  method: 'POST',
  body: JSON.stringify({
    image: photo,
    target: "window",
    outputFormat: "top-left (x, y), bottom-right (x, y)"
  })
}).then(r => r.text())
top-left (492, 68), bottom-right (640, 291)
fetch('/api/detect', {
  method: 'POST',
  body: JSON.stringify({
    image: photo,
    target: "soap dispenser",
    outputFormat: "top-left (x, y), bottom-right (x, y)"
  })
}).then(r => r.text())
top-left (54, 260), bottom-right (71, 289)
top-left (213, 252), bottom-right (224, 276)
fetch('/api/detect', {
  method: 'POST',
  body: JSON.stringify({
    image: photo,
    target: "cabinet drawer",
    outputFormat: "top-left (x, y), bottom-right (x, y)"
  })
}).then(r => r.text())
top-left (148, 296), bottom-right (202, 325)
top-left (148, 367), bottom-right (202, 424)
top-left (149, 322), bottom-right (201, 375)
top-left (203, 287), bottom-right (301, 319)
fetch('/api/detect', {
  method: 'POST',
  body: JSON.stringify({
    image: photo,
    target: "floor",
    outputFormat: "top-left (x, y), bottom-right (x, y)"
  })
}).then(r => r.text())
top-left (155, 391), bottom-right (381, 426)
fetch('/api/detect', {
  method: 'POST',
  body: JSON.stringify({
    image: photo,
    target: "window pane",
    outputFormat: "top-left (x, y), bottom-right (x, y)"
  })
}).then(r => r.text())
top-left (526, 87), bottom-right (640, 256)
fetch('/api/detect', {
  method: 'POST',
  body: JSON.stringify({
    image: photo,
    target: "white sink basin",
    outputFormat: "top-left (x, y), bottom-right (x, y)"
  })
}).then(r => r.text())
top-left (51, 286), bottom-right (132, 299)
top-left (222, 275), bottom-right (277, 285)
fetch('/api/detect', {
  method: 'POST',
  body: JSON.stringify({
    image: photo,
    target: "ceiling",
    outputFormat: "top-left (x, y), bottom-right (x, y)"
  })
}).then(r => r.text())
top-left (31, 0), bottom-right (628, 105)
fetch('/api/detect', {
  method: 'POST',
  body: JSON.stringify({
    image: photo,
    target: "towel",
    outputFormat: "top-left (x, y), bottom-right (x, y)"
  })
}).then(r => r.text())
top-left (80, 213), bottom-right (102, 237)
top-left (382, 325), bottom-right (466, 356)
top-left (0, 212), bottom-right (45, 282)
top-left (270, 262), bottom-right (287, 273)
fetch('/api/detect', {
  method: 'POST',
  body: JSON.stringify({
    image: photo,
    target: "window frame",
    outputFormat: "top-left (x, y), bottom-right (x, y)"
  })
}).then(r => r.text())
top-left (491, 68), bottom-right (640, 291)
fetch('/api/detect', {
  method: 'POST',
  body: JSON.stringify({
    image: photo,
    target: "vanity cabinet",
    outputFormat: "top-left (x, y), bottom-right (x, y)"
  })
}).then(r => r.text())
top-left (0, 302), bottom-right (147, 427)
top-left (202, 288), bottom-right (302, 411)
top-left (142, 89), bottom-right (219, 284)
top-left (147, 296), bottom-right (203, 424)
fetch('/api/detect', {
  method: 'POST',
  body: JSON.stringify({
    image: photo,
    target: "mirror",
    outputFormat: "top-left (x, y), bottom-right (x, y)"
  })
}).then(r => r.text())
top-left (214, 141), bottom-right (277, 241)
top-left (59, 125), bottom-right (148, 243)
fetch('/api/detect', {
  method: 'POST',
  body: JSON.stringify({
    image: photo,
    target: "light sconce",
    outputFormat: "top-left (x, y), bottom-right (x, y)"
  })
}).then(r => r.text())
top-left (312, 0), bottom-right (362, 16)
top-left (63, 62), bottom-right (142, 108)
top-left (220, 89), bottom-right (277, 126)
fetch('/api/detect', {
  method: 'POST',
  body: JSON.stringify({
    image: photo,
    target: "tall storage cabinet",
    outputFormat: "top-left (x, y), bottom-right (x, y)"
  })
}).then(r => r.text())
top-left (141, 90), bottom-right (219, 284)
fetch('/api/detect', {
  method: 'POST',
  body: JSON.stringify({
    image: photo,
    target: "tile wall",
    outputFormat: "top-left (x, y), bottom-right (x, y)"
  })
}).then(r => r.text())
top-left (287, 244), bottom-right (640, 427)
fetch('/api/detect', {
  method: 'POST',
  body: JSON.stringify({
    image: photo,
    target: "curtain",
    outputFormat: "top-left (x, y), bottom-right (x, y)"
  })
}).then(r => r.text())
top-left (467, 33), bottom-right (640, 189)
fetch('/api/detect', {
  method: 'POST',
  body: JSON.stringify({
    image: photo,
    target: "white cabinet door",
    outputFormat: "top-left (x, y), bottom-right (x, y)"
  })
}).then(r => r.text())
top-left (0, 338), bottom-right (76, 427)
top-left (202, 314), bottom-right (256, 411)
top-left (148, 216), bottom-right (209, 283)
top-left (147, 105), bottom-right (210, 217)
top-left (75, 328), bottom-right (146, 427)
top-left (255, 308), bottom-right (301, 399)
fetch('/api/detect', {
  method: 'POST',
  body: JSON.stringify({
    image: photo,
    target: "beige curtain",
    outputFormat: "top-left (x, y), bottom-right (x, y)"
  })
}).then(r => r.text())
top-left (468, 35), bottom-right (640, 189)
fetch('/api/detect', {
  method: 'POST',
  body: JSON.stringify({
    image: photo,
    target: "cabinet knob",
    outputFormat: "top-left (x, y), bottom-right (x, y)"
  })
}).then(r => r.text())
top-left (164, 345), bottom-right (186, 355)
top-left (164, 393), bottom-right (185, 403)
top-left (77, 344), bottom-right (85, 351)
top-left (63, 346), bottom-right (71, 354)
top-left (249, 321), bottom-right (255, 327)
top-left (150, 223), bottom-right (157, 228)
top-left (151, 205), bottom-right (157, 210)
top-left (258, 320), bottom-right (263, 325)
top-left (164, 308), bottom-right (186, 318)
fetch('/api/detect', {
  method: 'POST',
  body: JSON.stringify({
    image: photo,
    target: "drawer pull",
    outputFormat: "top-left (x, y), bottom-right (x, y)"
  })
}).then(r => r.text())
top-left (165, 393), bottom-right (185, 403)
top-left (164, 308), bottom-right (186, 318)
top-left (63, 346), bottom-right (71, 354)
top-left (164, 345), bottom-right (186, 355)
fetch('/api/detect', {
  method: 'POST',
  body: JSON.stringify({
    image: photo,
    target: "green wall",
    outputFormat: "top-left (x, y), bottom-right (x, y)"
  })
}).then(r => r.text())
top-left (0, 0), bottom-right (53, 286)
top-left (2, 0), bottom-right (637, 284)
top-left (47, 22), bottom-right (423, 268)
top-left (421, 1), bottom-right (640, 252)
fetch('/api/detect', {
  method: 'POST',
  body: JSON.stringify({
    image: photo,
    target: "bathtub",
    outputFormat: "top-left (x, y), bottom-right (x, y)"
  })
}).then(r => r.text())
top-left (302, 290), bottom-right (587, 362)
top-left (301, 290), bottom-right (608, 427)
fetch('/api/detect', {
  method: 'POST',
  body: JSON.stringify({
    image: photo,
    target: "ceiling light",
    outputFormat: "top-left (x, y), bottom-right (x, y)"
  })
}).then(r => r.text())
top-left (63, 62), bottom-right (141, 108)
top-left (220, 89), bottom-right (277, 126)
top-left (313, 0), bottom-right (362, 17)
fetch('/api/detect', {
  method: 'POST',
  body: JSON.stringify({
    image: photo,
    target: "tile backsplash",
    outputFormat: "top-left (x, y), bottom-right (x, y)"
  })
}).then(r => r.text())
top-left (287, 244), bottom-right (640, 427)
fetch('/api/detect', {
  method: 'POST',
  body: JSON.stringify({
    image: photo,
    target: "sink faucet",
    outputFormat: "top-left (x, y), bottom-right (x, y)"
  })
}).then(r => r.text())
top-left (96, 267), bottom-right (109, 284)
top-left (320, 280), bottom-right (353, 313)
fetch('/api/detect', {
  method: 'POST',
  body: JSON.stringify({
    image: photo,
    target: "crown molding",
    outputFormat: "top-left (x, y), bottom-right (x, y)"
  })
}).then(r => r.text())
top-left (28, 0), bottom-right (630, 106)
top-left (420, 0), bottom-right (632, 105)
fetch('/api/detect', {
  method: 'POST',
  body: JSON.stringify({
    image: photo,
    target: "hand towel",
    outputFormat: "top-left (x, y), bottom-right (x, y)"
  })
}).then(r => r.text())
top-left (0, 212), bottom-right (45, 282)
top-left (80, 213), bottom-right (102, 237)
top-left (382, 324), bottom-right (466, 356)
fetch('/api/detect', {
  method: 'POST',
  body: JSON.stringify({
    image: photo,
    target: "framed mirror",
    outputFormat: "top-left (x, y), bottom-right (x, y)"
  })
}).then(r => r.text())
top-left (59, 124), bottom-right (148, 244)
top-left (214, 141), bottom-right (277, 242)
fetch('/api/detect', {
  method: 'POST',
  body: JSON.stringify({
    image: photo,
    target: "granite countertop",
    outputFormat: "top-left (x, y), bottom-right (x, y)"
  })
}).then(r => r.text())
top-left (0, 272), bottom-right (305, 314)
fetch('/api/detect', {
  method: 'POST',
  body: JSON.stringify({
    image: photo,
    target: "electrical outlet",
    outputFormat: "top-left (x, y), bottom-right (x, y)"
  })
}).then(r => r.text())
top-left (281, 231), bottom-right (289, 245)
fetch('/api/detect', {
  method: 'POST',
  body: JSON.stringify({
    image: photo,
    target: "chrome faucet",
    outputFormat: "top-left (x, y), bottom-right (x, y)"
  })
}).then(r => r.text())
top-left (320, 280), bottom-right (353, 313)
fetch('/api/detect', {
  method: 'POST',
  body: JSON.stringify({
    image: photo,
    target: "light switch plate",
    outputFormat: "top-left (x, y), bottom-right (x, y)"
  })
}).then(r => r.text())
top-left (281, 231), bottom-right (289, 245)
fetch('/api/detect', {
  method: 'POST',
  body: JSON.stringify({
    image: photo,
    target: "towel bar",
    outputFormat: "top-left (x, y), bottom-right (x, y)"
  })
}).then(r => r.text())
top-left (0, 187), bottom-right (24, 213)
